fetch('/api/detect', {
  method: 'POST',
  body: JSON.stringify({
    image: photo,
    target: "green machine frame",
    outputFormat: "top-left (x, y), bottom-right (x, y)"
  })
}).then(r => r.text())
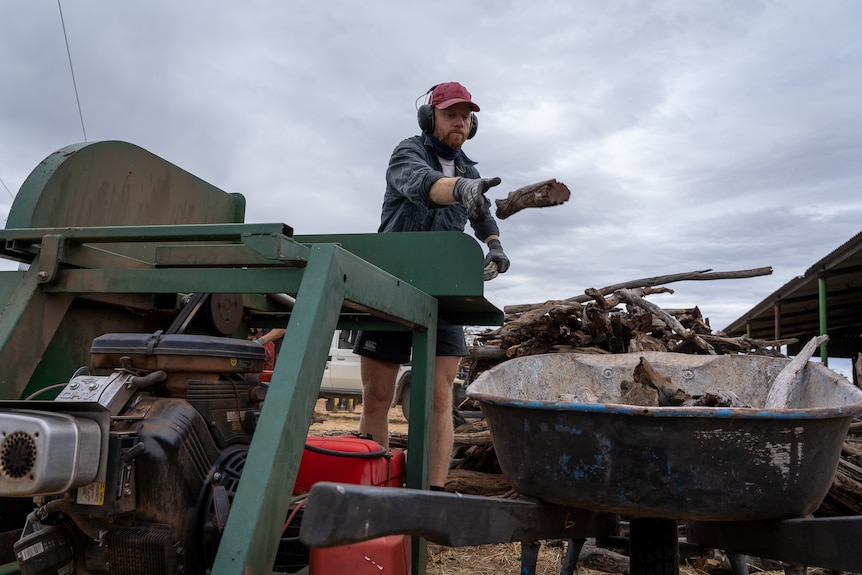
top-left (0, 141), bottom-right (503, 574)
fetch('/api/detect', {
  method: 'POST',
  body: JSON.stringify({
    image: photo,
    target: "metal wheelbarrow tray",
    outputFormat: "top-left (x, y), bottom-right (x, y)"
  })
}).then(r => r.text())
top-left (467, 352), bottom-right (862, 521)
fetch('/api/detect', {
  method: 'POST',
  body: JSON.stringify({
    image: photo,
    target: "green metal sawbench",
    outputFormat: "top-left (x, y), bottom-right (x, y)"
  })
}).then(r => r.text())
top-left (0, 141), bottom-right (503, 574)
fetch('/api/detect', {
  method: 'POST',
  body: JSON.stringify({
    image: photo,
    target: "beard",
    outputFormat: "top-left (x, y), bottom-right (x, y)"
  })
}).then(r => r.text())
top-left (440, 130), bottom-right (466, 149)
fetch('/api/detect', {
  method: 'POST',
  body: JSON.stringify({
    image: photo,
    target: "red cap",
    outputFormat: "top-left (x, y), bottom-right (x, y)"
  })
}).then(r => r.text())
top-left (429, 82), bottom-right (480, 112)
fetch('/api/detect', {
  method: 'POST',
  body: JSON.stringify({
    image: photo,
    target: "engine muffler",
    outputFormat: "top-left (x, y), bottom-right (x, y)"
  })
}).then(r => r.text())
top-left (0, 409), bottom-right (102, 496)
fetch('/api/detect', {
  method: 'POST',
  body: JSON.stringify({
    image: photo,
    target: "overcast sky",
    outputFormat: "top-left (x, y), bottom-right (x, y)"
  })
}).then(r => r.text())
top-left (2, 1), bottom-right (861, 338)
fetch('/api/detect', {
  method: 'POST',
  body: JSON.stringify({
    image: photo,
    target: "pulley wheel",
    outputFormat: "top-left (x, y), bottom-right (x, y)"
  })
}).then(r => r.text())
top-left (199, 293), bottom-right (243, 335)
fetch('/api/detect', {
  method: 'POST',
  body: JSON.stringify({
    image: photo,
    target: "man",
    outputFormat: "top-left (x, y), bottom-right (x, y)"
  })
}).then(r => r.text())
top-left (353, 81), bottom-right (509, 491)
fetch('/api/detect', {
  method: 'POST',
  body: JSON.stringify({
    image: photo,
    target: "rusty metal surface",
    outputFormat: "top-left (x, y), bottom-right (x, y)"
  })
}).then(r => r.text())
top-left (467, 352), bottom-right (862, 521)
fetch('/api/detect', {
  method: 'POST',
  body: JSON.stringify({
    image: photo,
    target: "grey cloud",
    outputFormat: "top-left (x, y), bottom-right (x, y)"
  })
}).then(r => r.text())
top-left (2, 1), bottom-right (861, 337)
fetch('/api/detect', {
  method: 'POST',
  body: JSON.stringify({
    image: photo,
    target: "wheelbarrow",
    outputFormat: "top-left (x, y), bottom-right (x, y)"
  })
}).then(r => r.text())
top-left (300, 352), bottom-right (862, 574)
top-left (466, 351), bottom-right (861, 521)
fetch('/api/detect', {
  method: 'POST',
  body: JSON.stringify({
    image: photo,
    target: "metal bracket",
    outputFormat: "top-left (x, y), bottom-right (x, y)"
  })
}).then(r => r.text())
top-left (35, 234), bottom-right (64, 284)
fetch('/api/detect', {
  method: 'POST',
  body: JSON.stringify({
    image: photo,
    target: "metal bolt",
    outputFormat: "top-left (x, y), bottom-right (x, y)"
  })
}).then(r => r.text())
top-left (36, 271), bottom-right (48, 281)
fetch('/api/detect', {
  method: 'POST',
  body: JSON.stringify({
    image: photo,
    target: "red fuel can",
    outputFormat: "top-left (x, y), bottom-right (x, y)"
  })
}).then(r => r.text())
top-left (294, 436), bottom-right (411, 575)
top-left (309, 535), bottom-right (411, 575)
top-left (293, 435), bottom-right (405, 494)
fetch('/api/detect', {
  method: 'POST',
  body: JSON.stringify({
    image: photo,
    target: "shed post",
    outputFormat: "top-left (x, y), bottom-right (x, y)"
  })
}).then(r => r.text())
top-left (819, 274), bottom-right (829, 365)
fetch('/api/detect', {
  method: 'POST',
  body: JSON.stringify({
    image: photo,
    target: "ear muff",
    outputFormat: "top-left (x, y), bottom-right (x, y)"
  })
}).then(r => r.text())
top-left (417, 105), bottom-right (479, 140)
top-left (417, 104), bottom-right (434, 133)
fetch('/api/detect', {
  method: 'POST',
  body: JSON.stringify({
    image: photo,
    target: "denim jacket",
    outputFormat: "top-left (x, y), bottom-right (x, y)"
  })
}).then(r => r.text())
top-left (378, 133), bottom-right (500, 241)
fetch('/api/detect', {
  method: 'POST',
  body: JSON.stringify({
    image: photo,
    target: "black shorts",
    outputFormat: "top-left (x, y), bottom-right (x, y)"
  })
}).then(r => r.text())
top-left (353, 325), bottom-right (467, 365)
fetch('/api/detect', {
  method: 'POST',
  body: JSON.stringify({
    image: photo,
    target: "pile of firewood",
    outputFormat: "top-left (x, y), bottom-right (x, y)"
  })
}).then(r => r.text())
top-left (821, 423), bottom-right (862, 515)
top-left (464, 268), bottom-right (783, 382)
top-left (450, 268), bottom-right (862, 517)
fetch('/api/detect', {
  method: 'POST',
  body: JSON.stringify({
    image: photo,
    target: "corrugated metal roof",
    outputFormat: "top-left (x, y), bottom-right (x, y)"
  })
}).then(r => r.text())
top-left (724, 231), bottom-right (862, 358)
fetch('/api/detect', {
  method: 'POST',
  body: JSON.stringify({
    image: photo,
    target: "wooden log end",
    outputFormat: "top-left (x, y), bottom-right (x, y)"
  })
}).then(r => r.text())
top-left (494, 179), bottom-right (571, 219)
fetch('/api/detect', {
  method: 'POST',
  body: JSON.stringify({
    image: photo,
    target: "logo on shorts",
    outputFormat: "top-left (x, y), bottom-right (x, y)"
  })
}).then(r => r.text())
top-left (363, 341), bottom-right (377, 352)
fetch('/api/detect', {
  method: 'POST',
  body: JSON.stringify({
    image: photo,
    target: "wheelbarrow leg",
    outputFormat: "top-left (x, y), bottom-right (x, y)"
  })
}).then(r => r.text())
top-left (727, 553), bottom-right (748, 575)
top-left (520, 538), bottom-right (585, 575)
top-left (630, 518), bottom-right (679, 575)
top-left (561, 538), bottom-right (586, 575)
top-left (520, 540), bottom-right (541, 575)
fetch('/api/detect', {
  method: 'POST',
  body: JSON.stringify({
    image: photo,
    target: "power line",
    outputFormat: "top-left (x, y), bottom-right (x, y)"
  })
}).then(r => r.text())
top-left (57, 0), bottom-right (87, 142)
top-left (0, 175), bottom-right (13, 200)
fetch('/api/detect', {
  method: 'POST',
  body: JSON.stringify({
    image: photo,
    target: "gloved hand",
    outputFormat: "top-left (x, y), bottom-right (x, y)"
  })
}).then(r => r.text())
top-left (452, 176), bottom-right (502, 221)
top-left (484, 239), bottom-right (510, 275)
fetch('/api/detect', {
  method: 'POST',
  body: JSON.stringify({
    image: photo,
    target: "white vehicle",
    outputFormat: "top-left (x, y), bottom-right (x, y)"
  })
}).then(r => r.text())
top-left (318, 330), bottom-right (467, 418)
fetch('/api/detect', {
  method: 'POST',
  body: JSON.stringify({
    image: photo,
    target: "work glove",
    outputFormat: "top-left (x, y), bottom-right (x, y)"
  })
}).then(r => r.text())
top-left (452, 177), bottom-right (501, 222)
top-left (483, 239), bottom-right (510, 281)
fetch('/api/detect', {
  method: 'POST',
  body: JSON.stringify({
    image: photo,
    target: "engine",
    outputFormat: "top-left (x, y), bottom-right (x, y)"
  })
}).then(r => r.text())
top-left (0, 332), bottom-right (271, 575)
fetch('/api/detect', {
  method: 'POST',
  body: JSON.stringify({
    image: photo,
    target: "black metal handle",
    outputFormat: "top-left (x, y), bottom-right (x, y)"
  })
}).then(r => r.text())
top-left (299, 481), bottom-right (616, 548)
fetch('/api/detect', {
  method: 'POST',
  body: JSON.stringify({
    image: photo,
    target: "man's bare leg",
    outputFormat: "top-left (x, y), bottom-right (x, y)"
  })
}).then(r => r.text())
top-left (359, 354), bottom-right (458, 488)
top-left (358, 356), bottom-right (400, 448)
top-left (429, 355), bottom-right (459, 488)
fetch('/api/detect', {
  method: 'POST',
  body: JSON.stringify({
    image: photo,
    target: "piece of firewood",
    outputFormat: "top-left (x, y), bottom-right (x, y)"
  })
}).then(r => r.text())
top-left (627, 333), bottom-right (667, 352)
top-left (619, 378), bottom-right (660, 406)
top-left (633, 355), bottom-right (691, 406)
top-left (443, 469), bottom-right (512, 496)
top-left (818, 466), bottom-right (862, 515)
top-left (579, 541), bottom-right (631, 574)
top-left (467, 345), bottom-right (508, 362)
top-left (616, 289), bottom-right (717, 355)
top-left (494, 179), bottom-right (571, 220)
top-left (483, 261), bottom-right (500, 281)
top-left (764, 334), bottom-right (828, 409)
top-left (585, 286), bottom-right (674, 310)
top-left (699, 333), bottom-right (795, 356)
top-left (452, 430), bottom-right (493, 448)
top-left (683, 390), bottom-right (749, 408)
top-left (843, 440), bottom-right (862, 460)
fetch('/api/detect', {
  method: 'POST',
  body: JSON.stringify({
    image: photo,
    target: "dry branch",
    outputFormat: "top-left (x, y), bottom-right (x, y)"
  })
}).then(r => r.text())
top-left (494, 179), bottom-right (571, 220)
top-left (505, 267), bottom-right (773, 314)
top-left (615, 288), bottom-right (717, 355)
